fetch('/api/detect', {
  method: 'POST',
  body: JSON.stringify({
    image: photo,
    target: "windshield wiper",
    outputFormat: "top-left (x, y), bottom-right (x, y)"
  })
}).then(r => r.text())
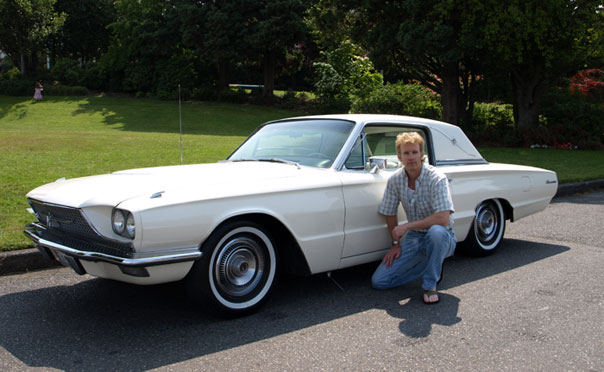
top-left (258, 158), bottom-right (301, 169)
top-left (227, 158), bottom-right (301, 169)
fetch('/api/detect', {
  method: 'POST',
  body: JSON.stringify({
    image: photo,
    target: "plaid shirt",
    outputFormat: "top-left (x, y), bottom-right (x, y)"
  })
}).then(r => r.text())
top-left (379, 164), bottom-right (454, 231)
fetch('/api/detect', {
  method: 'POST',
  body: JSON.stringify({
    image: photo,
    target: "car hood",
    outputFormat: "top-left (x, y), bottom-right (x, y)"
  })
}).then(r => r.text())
top-left (26, 161), bottom-right (332, 208)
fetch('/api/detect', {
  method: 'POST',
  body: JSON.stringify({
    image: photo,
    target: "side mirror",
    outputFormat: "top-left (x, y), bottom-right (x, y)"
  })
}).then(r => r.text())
top-left (369, 157), bottom-right (387, 170)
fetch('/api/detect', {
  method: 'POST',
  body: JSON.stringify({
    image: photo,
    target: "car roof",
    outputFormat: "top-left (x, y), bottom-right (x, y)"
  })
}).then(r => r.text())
top-left (269, 114), bottom-right (486, 165)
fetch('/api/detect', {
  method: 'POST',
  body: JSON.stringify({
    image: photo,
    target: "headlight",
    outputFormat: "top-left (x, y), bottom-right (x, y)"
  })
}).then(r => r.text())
top-left (126, 213), bottom-right (136, 239)
top-left (112, 209), bottom-right (135, 239)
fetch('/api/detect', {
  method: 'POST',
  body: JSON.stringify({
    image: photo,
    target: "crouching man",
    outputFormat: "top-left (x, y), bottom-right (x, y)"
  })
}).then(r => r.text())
top-left (372, 132), bottom-right (456, 304)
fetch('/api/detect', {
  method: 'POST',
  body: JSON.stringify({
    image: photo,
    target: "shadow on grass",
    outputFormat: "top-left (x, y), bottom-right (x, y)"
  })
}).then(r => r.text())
top-left (0, 95), bottom-right (300, 137)
top-left (71, 95), bottom-right (296, 136)
top-left (0, 238), bottom-right (568, 372)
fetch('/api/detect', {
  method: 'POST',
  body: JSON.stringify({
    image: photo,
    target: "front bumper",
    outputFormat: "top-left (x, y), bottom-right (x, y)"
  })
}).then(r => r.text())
top-left (24, 223), bottom-right (202, 277)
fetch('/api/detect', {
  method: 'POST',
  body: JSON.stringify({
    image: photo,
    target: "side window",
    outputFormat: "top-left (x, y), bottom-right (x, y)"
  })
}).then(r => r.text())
top-left (344, 126), bottom-right (429, 170)
top-left (344, 135), bottom-right (370, 169)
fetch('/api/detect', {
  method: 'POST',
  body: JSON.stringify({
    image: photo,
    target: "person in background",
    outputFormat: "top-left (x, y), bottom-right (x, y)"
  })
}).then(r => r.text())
top-left (371, 132), bottom-right (456, 304)
top-left (33, 82), bottom-right (43, 102)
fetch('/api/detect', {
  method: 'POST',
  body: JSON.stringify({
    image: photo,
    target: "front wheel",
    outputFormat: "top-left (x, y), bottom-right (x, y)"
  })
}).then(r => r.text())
top-left (186, 220), bottom-right (277, 317)
top-left (462, 199), bottom-right (506, 256)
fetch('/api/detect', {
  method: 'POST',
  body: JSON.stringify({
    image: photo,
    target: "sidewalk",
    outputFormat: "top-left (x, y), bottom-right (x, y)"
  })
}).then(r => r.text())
top-left (2, 180), bottom-right (604, 277)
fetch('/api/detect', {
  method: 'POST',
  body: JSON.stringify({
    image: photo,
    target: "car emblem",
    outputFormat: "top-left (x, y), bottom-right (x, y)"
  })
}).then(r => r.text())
top-left (43, 212), bottom-right (73, 228)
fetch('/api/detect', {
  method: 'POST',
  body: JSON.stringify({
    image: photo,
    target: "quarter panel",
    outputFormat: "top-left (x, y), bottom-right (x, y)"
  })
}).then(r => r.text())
top-left (442, 163), bottom-right (557, 242)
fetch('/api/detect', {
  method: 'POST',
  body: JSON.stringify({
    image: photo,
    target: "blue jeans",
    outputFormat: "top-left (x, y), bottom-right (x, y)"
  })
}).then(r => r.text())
top-left (372, 225), bottom-right (456, 291)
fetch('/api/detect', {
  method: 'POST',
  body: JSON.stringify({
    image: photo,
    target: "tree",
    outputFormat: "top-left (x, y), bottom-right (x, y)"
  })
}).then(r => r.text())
top-left (246, 0), bottom-right (308, 98)
top-left (482, 0), bottom-right (603, 131)
top-left (49, 0), bottom-right (115, 63)
top-left (0, 0), bottom-right (65, 76)
top-left (310, 0), bottom-right (488, 128)
top-left (101, 0), bottom-right (184, 93)
top-left (170, 0), bottom-right (253, 91)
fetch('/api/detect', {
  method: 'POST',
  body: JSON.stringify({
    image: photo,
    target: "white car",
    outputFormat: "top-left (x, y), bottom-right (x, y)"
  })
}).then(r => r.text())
top-left (25, 114), bottom-right (558, 315)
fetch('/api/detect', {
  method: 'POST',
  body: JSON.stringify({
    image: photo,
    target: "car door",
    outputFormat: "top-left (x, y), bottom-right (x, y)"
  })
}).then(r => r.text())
top-left (337, 125), bottom-right (430, 265)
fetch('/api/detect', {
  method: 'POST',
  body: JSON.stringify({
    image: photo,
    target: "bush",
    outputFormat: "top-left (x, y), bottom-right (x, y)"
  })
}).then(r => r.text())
top-left (51, 58), bottom-right (83, 86)
top-left (217, 88), bottom-right (248, 104)
top-left (0, 80), bottom-right (88, 96)
top-left (530, 88), bottom-right (604, 149)
top-left (2, 67), bottom-right (22, 80)
top-left (156, 54), bottom-right (197, 100)
top-left (313, 41), bottom-right (382, 113)
top-left (570, 69), bottom-right (604, 102)
top-left (44, 83), bottom-right (88, 96)
top-left (469, 102), bottom-right (517, 146)
top-left (0, 80), bottom-right (34, 95)
top-left (350, 82), bottom-right (441, 119)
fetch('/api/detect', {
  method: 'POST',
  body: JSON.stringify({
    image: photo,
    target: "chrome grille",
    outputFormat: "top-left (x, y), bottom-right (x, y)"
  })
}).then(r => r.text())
top-left (29, 200), bottom-right (98, 238)
top-left (28, 199), bottom-right (134, 258)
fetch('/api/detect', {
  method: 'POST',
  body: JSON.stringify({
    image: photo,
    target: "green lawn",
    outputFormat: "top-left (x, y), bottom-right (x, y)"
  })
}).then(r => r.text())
top-left (478, 147), bottom-right (604, 184)
top-left (1, 95), bottom-right (603, 251)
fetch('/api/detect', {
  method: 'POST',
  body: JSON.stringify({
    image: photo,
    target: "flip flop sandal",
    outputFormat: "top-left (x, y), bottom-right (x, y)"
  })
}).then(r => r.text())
top-left (423, 290), bottom-right (440, 305)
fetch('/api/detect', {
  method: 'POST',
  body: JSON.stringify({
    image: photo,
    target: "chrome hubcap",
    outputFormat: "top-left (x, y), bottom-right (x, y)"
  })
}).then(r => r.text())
top-left (215, 236), bottom-right (265, 297)
top-left (476, 203), bottom-right (499, 244)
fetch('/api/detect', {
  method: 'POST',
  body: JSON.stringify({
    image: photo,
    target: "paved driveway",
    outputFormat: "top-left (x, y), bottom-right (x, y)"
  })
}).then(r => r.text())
top-left (0, 192), bottom-right (602, 372)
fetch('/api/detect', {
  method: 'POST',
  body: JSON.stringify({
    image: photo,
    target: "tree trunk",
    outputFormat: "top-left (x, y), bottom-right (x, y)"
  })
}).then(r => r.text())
top-left (263, 51), bottom-right (276, 99)
top-left (20, 53), bottom-right (26, 76)
top-left (440, 61), bottom-right (463, 126)
top-left (217, 62), bottom-right (229, 91)
top-left (511, 65), bottom-right (544, 133)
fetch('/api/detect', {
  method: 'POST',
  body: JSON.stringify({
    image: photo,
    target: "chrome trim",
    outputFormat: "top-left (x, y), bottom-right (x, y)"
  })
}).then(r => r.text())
top-left (24, 226), bottom-right (202, 267)
top-left (435, 159), bottom-right (488, 166)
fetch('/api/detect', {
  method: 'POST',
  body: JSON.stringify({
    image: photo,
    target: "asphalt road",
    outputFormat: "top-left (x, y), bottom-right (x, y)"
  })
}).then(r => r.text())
top-left (1, 191), bottom-right (603, 372)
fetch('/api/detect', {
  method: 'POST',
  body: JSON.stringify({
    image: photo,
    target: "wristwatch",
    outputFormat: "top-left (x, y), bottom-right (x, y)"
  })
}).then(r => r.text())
top-left (392, 240), bottom-right (400, 246)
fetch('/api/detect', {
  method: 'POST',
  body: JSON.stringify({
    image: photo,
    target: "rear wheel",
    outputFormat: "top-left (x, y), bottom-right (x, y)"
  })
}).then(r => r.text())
top-left (462, 199), bottom-right (506, 256)
top-left (186, 220), bottom-right (277, 317)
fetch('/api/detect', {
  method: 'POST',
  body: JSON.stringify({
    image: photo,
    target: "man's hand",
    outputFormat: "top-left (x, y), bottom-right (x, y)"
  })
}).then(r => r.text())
top-left (392, 223), bottom-right (410, 240)
top-left (382, 245), bottom-right (401, 268)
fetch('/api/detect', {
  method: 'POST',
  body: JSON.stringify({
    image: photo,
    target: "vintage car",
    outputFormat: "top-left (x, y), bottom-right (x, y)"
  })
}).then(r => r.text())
top-left (24, 114), bottom-right (558, 315)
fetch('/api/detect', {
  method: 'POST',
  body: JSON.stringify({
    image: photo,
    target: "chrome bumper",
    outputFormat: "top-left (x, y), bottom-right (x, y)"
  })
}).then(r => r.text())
top-left (24, 224), bottom-right (202, 274)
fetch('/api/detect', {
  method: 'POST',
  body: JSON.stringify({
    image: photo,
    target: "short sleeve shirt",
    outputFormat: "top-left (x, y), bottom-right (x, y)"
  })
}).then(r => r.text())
top-left (379, 164), bottom-right (454, 231)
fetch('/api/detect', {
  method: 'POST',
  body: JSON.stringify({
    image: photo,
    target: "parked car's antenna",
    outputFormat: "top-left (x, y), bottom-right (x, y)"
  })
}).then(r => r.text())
top-left (179, 84), bottom-right (183, 165)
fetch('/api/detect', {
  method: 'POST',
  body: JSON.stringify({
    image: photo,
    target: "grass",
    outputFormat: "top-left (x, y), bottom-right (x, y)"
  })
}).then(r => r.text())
top-left (478, 147), bottom-right (604, 183)
top-left (1, 95), bottom-right (603, 251)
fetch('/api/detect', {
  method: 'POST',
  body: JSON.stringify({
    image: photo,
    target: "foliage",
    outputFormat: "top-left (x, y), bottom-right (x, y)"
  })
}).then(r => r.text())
top-left (350, 82), bottom-right (441, 119)
top-left (569, 69), bottom-right (604, 102)
top-left (313, 40), bottom-right (382, 112)
top-left (468, 102), bottom-right (517, 146)
top-left (314, 0), bottom-right (490, 126)
top-left (246, 0), bottom-right (308, 97)
top-left (50, 58), bottom-right (82, 86)
top-left (48, 0), bottom-right (115, 63)
top-left (156, 53), bottom-right (198, 100)
top-left (481, 0), bottom-right (603, 131)
top-left (2, 67), bottom-right (23, 81)
top-left (529, 88), bottom-right (604, 149)
top-left (0, 80), bottom-right (87, 96)
top-left (0, 0), bottom-right (66, 76)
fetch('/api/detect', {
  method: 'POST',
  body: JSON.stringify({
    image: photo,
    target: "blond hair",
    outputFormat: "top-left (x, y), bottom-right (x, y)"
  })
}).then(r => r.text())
top-left (395, 132), bottom-right (424, 150)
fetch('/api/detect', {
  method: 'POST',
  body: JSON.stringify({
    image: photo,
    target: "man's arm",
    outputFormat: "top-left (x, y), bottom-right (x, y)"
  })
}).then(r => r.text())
top-left (392, 210), bottom-right (451, 240)
top-left (381, 214), bottom-right (401, 268)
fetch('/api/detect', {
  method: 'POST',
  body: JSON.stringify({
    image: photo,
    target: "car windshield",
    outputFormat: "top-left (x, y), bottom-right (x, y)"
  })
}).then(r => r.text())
top-left (228, 119), bottom-right (355, 168)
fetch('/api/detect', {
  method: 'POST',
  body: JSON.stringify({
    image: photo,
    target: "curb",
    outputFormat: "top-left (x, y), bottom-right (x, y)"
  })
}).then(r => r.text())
top-left (0, 247), bottom-right (61, 276)
top-left (553, 179), bottom-right (604, 198)
top-left (2, 180), bottom-right (604, 277)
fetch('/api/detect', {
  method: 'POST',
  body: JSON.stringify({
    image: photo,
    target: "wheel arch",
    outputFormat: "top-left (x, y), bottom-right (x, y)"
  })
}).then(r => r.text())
top-left (497, 198), bottom-right (514, 222)
top-left (201, 213), bottom-right (311, 277)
